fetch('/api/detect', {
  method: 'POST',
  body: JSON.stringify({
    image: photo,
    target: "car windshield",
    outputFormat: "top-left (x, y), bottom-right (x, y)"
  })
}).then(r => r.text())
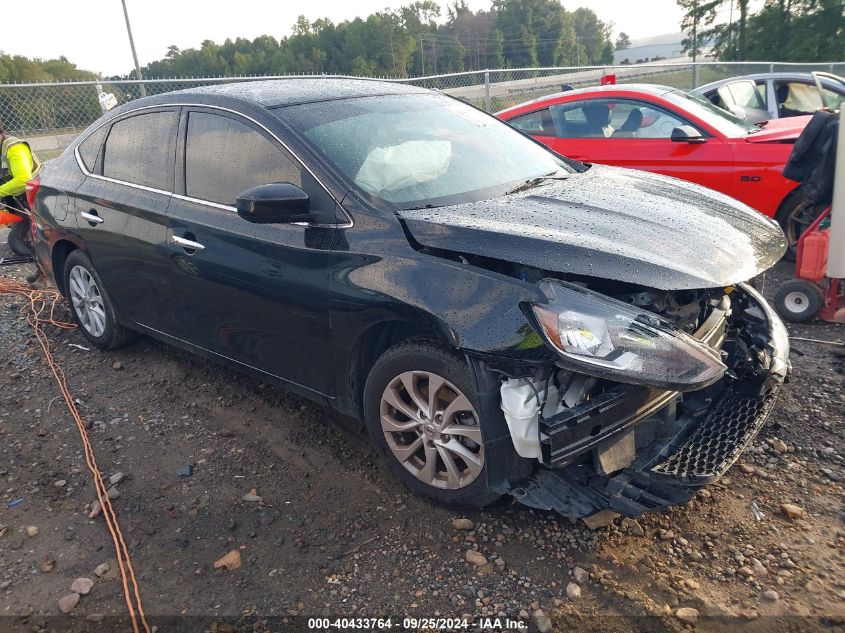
top-left (274, 93), bottom-right (574, 208)
top-left (662, 88), bottom-right (759, 137)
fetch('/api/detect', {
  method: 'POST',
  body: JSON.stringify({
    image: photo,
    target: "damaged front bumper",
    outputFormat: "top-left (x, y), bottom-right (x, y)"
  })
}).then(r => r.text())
top-left (502, 284), bottom-right (790, 518)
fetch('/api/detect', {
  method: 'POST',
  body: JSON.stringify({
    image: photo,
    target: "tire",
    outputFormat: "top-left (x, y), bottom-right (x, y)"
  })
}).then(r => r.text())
top-left (63, 250), bottom-right (137, 349)
top-left (775, 191), bottom-right (825, 263)
top-left (7, 220), bottom-right (32, 256)
top-left (363, 340), bottom-right (501, 507)
top-left (773, 279), bottom-right (825, 323)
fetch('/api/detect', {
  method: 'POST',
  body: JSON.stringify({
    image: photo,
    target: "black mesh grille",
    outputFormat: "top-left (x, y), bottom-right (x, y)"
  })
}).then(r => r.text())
top-left (650, 391), bottom-right (778, 483)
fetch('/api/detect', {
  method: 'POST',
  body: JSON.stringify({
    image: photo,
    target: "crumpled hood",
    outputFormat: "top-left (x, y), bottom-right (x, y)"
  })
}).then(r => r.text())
top-left (398, 165), bottom-right (787, 290)
top-left (744, 115), bottom-right (809, 143)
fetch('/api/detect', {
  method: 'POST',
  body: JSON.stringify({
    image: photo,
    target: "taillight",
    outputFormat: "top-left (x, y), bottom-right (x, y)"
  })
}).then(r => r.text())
top-left (25, 179), bottom-right (40, 208)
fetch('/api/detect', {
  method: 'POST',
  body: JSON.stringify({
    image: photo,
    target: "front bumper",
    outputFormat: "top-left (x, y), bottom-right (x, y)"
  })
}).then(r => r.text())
top-left (507, 284), bottom-right (790, 518)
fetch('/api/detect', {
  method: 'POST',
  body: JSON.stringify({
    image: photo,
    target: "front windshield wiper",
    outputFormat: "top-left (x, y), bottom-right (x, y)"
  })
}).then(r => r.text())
top-left (402, 204), bottom-right (442, 211)
top-left (505, 171), bottom-right (569, 195)
top-left (747, 120), bottom-right (770, 135)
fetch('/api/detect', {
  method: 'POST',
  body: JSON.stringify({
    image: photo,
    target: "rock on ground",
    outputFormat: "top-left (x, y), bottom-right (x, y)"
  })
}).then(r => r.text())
top-left (58, 593), bottom-right (80, 613)
top-left (465, 549), bottom-right (487, 566)
top-left (675, 607), bottom-right (699, 624)
top-left (582, 510), bottom-right (618, 530)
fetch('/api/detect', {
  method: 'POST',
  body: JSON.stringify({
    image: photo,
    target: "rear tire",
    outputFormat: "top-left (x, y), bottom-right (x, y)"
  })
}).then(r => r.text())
top-left (363, 340), bottom-right (501, 507)
top-left (7, 221), bottom-right (32, 256)
top-left (773, 279), bottom-right (825, 323)
top-left (63, 250), bottom-right (137, 349)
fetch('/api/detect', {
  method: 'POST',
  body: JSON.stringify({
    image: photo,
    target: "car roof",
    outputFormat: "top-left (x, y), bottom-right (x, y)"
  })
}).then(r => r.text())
top-left (497, 84), bottom-right (676, 116)
top-left (170, 77), bottom-right (426, 108)
top-left (693, 72), bottom-right (844, 94)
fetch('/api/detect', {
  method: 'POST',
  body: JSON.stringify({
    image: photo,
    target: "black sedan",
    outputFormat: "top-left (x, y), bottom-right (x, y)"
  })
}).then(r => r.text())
top-left (28, 78), bottom-right (790, 518)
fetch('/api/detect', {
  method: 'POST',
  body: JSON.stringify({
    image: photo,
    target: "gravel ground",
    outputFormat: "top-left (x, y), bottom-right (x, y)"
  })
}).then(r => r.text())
top-left (1, 226), bottom-right (845, 633)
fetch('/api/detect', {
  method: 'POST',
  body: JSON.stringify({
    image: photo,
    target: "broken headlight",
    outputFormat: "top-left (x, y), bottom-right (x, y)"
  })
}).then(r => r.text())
top-left (529, 280), bottom-right (726, 391)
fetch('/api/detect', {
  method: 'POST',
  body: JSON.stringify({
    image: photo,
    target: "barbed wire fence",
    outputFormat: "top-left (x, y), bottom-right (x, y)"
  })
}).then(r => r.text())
top-left (0, 61), bottom-right (842, 142)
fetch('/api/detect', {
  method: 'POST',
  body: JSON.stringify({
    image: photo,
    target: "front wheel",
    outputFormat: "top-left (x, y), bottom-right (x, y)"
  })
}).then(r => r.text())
top-left (773, 279), bottom-right (825, 322)
top-left (7, 220), bottom-right (32, 256)
top-left (363, 340), bottom-right (501, 507)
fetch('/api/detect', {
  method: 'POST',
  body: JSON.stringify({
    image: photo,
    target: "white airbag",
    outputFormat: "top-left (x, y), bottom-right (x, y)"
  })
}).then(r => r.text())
top-left (354, 140), bottom-right (452, 196)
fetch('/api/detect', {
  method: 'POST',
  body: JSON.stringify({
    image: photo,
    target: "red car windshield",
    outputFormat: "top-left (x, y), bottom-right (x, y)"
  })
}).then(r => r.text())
top-left (662, 89), bottom-right (759, 137)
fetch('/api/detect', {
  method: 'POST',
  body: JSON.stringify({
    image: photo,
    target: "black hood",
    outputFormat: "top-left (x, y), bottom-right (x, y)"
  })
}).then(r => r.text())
top-left (398, 165), bottom-right (787, 291)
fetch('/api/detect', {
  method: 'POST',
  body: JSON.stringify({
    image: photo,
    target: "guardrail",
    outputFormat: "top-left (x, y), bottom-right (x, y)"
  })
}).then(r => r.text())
top-left (1, 61), bottom-right (843, 138)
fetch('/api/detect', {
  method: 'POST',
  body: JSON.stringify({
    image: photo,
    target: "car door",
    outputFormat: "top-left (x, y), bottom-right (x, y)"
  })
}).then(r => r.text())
top-left (164, 107), bottom-right (339, 396)
top-left (511, 98), bottom-right (734, 195)
top-left (72, 107), bottom-right (182, 330)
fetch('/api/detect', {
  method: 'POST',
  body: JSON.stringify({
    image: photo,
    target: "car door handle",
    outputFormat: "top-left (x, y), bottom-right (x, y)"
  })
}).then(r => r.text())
top-left (79, 210), bottom-right (104, 224)
top-left (170, 235), bottom-right (206, 252)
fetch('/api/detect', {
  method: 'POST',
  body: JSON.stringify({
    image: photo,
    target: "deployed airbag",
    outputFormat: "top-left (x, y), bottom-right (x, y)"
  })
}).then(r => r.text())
top-left (354, 140), bottom-right (452, 196)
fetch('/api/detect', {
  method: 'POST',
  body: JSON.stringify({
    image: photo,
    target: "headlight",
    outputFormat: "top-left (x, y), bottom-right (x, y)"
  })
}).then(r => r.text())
top-left (529, 280), bottom-right (726, 391)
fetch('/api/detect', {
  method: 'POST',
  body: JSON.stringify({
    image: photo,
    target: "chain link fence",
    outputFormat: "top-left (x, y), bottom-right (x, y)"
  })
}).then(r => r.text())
top-left (1, 61), bottom-right (843, 144)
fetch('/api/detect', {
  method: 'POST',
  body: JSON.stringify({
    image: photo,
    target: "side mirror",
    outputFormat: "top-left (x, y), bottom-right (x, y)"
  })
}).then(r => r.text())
top-left (236, 182), bottom-right (310, 224)
top-left (670, 125), bottom-right (706, 144)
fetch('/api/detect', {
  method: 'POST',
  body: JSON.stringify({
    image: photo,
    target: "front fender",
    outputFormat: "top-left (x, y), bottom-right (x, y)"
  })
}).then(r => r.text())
top-left (332, 251), bottom-right (550, 356)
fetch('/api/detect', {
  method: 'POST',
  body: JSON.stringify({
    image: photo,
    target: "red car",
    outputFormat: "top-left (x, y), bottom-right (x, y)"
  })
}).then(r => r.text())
top-left (497, 85), bottom-right (810, 254)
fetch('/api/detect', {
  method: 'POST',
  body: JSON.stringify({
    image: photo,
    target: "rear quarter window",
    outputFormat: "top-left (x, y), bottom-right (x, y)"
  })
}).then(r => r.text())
top-left (77, 124), bottom-right (108, 173)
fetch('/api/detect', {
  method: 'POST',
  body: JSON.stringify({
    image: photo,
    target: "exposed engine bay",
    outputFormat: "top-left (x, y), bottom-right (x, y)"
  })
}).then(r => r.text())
top-left (487, 267), bottom-right (789, 518)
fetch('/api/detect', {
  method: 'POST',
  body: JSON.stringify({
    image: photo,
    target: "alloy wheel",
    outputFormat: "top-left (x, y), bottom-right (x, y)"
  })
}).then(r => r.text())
top-left (379, 370), bottom-right (484, 490)
top-left (68, 265), bottom-right (107, 338)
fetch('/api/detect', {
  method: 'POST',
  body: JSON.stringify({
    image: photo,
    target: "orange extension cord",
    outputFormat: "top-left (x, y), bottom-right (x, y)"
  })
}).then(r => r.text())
top-left (0, 277), bottom-right (150, 633)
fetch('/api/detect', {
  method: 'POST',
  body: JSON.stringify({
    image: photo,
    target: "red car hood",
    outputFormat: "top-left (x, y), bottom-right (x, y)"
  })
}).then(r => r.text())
top-left (744, 115), bottom-right (811, 143)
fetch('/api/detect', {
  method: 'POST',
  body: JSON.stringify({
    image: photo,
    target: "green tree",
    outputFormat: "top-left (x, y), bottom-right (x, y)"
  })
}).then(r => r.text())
top-left (615, 32), bottom-right (631, 50)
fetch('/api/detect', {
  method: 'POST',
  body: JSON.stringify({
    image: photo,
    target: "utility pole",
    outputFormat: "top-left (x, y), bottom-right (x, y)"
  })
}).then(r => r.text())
top-left (120, 0), bottom-right (146, 96)
top-left (421, 35), bottom-right (425, 75)
top-left (691, 2), bottom-right (698, 63)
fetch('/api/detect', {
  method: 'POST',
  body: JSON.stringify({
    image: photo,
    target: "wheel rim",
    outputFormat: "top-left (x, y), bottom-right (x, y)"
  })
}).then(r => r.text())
top-left (380, 370), bottom-right (484, 490)
top-left (68, 265), bottom-right (107, 337)
top-left (786, 202), bottom-right (820, 253)
top-left (783, 290), bottom-right (808, 314)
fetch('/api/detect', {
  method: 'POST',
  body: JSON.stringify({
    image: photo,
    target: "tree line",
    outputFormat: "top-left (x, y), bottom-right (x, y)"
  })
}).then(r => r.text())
top-left (133, 0), bottom-right (615, 79)
top-left (678, 0), bottom-right (845, 62)
top-left (0, 53), bottom-right (97, 83)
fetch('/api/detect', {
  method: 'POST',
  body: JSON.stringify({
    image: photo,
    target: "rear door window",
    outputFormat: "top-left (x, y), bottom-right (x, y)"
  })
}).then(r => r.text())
top-left (102, 110), bottom-right (177, 190)
top-left (184, 112), bottom-right (301, 206)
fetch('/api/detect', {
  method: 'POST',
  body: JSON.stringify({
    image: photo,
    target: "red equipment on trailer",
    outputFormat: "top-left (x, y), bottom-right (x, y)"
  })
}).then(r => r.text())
top-left (774, 207), bottom-right (845, 322)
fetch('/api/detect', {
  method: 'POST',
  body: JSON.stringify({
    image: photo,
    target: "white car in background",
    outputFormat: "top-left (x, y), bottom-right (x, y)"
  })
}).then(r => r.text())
top-left (692, 71), bottom-right (845, 123)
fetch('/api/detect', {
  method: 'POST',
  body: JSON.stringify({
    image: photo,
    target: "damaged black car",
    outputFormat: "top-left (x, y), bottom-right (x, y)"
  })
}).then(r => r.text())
top-left (29, 79), bottom-right (790, 518)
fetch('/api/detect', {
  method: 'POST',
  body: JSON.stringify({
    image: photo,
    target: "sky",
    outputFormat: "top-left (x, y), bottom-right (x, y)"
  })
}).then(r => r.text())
top-left (5, 0), bottom-right (687, 77)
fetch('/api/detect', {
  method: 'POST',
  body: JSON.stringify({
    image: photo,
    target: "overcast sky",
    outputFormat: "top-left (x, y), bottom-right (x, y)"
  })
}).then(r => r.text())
top-left (5, 0), bottom-right (688, 77)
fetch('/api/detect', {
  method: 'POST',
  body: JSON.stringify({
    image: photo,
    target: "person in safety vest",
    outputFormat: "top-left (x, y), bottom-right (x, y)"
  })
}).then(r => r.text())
top-left (0, 123), bottom-right (43, 286)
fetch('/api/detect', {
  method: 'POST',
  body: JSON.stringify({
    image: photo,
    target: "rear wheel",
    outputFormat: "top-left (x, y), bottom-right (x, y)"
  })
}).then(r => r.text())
top-left (363, 340), bottom-right (500, 507)
top-left (773, 279), bottom-right (825, 322)
top-left (64, 250), bottom-right (137, 349)
top-left (776, 192), bottom-right (825, 262)
top-left (7, 220), bottom-right (32, 256)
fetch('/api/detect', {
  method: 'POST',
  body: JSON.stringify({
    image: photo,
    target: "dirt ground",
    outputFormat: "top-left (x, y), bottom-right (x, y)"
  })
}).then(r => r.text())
top-left (1, 226), bottom-right (845, 633)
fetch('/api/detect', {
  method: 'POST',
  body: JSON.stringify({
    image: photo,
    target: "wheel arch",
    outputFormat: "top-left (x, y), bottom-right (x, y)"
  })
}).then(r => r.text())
top-left (346, 318), bottom-right (448, 420)
top-left (50, 239), bottom-right (81, 296)
top-left (775, 184), bottom-right (804, 223)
